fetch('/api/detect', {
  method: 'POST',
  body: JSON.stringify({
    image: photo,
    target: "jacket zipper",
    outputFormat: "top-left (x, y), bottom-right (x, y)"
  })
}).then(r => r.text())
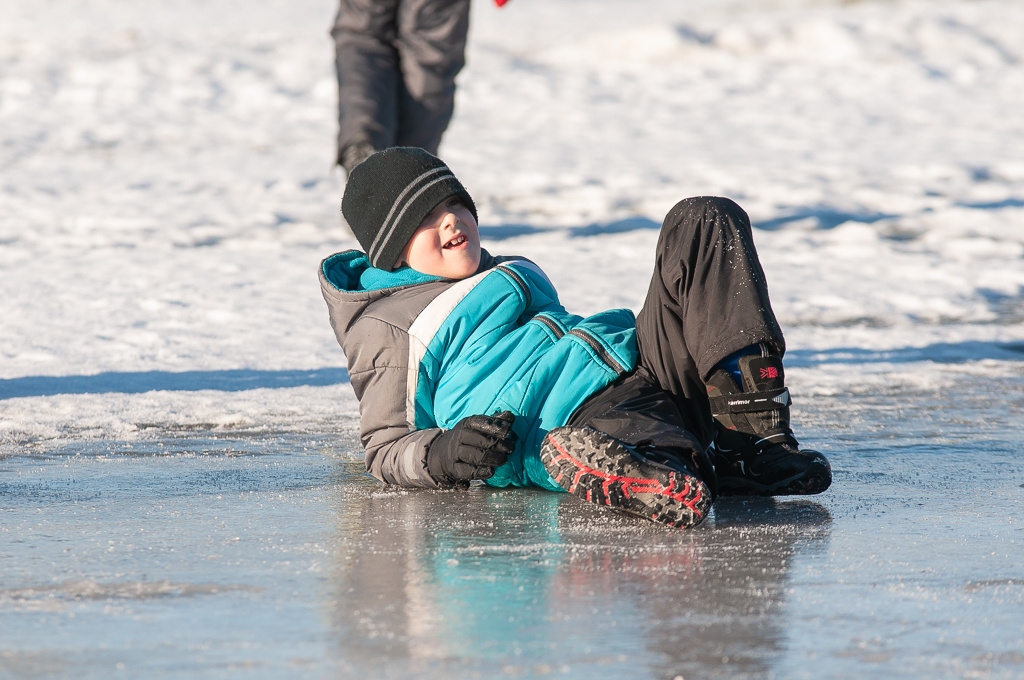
top-left (498, 264), bottom-right (532, 311)
top-left (533, 314), bottom-right (565, 339)
top-left (568, 328), bottom-right (627, 376)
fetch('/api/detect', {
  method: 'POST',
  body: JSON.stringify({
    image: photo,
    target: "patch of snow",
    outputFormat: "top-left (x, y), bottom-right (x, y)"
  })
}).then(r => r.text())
top-left (1, 0), bottom-right (1022, 447)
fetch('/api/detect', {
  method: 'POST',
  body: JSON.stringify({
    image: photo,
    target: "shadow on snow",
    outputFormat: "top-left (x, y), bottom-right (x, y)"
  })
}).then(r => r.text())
top-left (0, 367), bottom-right (350, 400)
top-left (479, 196), bottom-right (1023, 242)
top-left (479, 209), bottom-right (895, 241)
top-left (5, 341), bottom-right (1021, 400)
top-left (955, 198), bottom-right (1024, 210)
top-left (753, 207), bottom-right (897, 231)
top-left (785, 340), bottom-right (1024, 368)
top-left (478, 216), bottom-right (661, 241)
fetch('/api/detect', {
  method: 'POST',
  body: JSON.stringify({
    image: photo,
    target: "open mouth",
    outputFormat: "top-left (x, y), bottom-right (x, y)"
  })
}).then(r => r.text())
top-left (443, 234), bottom-right (467, 249)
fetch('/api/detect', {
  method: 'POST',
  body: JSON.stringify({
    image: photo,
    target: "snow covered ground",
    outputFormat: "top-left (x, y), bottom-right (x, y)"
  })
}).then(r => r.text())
top-left (1, 0), bottom-right (1023, 677)
top-left (2, 0), bottom-right (1023, 442)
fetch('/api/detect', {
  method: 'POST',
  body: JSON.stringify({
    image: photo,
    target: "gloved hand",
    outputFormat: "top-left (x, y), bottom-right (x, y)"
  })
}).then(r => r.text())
top-left (427, 411), bottom-right (517, 485)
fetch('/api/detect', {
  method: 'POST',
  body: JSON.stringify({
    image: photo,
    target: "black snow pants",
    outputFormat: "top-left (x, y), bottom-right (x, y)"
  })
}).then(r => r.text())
top-left (569, 197), bottom-right (786, 493)
top-left (331, 0), bottom-right (470, 159)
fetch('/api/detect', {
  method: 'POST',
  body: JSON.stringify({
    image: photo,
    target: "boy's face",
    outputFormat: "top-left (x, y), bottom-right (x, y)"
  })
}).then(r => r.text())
top-left (399, 195), bottom-right (481, 279)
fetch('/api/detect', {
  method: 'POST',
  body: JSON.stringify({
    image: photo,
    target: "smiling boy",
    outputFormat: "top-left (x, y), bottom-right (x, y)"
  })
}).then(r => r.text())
top-left (319, 147), bottom-right (831, 530)
top-left (400, 195), bottom-right (482, 279)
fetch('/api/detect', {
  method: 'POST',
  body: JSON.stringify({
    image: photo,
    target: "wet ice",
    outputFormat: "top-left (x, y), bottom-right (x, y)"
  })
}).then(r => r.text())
top-left (3, 369), bottom-right (1023, 677)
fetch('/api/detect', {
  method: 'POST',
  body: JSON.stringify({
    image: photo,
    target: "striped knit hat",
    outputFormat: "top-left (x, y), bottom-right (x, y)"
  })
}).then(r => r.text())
top-left (342, 147), bottom-right (478, 271)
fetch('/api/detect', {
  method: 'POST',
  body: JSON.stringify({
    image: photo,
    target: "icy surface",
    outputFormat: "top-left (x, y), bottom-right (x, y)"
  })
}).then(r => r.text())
top-left (3, 375), bottom-right (1023, 678)
top-left (1, 0), bottom-right (1023, 676)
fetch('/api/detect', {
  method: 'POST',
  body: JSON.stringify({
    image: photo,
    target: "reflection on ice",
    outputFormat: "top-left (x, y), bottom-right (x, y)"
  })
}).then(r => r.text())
top-left (327, 483), bottom-right (831, 678)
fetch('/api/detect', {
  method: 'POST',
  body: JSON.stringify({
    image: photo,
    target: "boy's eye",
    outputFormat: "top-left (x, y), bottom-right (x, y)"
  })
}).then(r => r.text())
top-left (447, 198), bottom-right (461, 208)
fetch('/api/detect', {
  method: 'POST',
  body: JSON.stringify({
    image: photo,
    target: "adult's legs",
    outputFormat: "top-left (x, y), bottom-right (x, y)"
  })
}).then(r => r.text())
top-left (332, 0), bottom-right (403, 164)
top-left (395, 0), bottom-right (470, 153)
top-left (635, 196), bottom-right (784, 450)
top-left (332, 0), bottom-right (469, 169)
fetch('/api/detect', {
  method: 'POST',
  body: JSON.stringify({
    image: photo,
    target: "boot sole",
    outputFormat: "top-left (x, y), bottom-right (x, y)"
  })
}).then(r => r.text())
top-left (540, 426), bottom-right (711, 529)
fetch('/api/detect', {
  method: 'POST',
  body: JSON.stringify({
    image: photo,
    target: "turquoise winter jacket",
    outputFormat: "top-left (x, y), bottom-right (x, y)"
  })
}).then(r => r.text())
top-left (318, 249), bottom-right (638, 490)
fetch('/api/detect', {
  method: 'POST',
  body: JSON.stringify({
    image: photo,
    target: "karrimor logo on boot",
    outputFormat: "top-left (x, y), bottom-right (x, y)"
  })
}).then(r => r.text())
top-left (759, 366), bottom-right (779, 380)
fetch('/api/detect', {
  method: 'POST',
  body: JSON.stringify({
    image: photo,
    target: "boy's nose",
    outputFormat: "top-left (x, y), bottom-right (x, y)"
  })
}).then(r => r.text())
top-left (442, 211), bottom-right (460, 230)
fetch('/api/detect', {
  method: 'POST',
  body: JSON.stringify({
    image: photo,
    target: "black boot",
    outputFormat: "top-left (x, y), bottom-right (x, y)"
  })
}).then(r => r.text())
top-left (705, 346), bottom-right (831, 496)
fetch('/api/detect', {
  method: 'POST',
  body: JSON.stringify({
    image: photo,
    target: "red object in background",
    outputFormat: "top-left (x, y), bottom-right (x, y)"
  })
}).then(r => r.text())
top-left (494, 0), bottom-right (510, 6)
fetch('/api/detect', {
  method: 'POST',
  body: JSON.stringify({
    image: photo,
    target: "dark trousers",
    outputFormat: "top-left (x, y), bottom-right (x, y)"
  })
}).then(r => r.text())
top-left (569, 197), bottom-right (786, 490)
top-left (331, 0), bottom-right (470, 158)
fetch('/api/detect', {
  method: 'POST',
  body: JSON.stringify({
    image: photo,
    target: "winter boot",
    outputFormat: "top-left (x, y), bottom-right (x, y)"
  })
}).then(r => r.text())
top-left (540, 426), bottom-right (712, 529)
top-left (340, 138), bottom-right (376, 175)
top-left (706, 346), bottom-right (831, 496)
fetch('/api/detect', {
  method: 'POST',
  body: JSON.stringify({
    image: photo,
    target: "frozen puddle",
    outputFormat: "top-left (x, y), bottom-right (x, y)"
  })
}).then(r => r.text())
top-left (2, 362), bottom-right (1023, 679)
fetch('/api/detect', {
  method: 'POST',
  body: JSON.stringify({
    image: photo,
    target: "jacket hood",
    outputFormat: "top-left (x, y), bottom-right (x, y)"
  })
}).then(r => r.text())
top-left (322, 250), bottom-right (443, 293)
top-left (318, 248), bottom-right (499, 347)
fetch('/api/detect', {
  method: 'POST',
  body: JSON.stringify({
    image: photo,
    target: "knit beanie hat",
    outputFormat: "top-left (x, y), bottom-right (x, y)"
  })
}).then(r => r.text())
top-left (342, 147), bottom-right (478, 271)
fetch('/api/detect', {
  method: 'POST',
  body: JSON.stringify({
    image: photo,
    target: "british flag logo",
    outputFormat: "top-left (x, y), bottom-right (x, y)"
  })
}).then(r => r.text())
top-left (760, 366), bottom-right (779, 379)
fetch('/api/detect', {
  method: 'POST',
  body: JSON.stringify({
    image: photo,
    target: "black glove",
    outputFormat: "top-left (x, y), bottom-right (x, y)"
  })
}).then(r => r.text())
top-left (427, 411), bottom-right (517, 484)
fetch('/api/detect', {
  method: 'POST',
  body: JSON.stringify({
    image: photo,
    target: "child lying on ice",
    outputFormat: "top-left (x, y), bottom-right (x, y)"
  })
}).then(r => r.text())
top-left (319, 147), bottom-right (831, 529)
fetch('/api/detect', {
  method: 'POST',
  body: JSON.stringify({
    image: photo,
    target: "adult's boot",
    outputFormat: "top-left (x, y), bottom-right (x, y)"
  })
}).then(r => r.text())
top-left (705, 345), bottom-right (831, 496)
top-left (340, 138), bottom-right (376, 175)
